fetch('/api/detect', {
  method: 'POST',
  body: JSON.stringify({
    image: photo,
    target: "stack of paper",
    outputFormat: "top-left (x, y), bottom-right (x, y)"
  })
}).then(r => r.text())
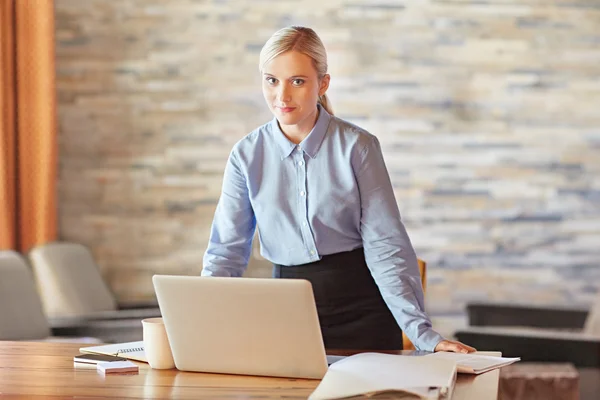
top-left (97, 360), bottom-right (139, 374)
top-left (425, 352), bottom-right (520, 374)
top-left (309, 353), bottom-right (458, 400)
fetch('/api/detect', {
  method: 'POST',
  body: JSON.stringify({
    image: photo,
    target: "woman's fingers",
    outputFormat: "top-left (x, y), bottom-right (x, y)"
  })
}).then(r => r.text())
top-left (434, 339), bottom-right (477, 353)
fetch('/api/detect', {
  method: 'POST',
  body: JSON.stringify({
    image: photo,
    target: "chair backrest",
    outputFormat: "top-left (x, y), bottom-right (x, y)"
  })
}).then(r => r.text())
top-left (28, 242), bottom-right (118, 318)
top-left (402, 258), bottom-right (427, 350)
top-left (583, 292), bottom-right (600, 335)
top-left (0, 251), bottom-right (50, 340)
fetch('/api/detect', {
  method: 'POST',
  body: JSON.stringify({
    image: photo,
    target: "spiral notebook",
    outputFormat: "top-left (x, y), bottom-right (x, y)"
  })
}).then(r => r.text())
top-left (80, 341), bottom-right (147, 363)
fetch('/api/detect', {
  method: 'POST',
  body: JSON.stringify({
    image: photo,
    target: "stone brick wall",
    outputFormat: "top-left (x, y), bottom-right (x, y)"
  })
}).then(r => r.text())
top-left (55, 0), bottom-right (600, 323)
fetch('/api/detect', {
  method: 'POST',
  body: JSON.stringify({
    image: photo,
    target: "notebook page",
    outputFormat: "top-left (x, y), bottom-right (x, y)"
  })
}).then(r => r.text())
top-left (426, 352), bottom-right (520, 374)
top-left (80, 341), bottom-right (147, 363)
top-left (309, 353), bottom-right (457, 400)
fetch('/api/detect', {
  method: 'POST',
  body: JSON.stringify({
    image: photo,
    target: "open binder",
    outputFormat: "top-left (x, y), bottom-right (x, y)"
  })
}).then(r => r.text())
top-left (80, 341), bottom-right (147, 363)
top-left (309, 353), bottom-right (458, 400)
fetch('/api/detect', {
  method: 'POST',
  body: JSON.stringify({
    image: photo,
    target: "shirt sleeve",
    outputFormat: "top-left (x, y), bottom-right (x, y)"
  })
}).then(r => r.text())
top-left (353, 135), bottom-right (445, 352)
top-left (202, 149), bottom-right (256, 277)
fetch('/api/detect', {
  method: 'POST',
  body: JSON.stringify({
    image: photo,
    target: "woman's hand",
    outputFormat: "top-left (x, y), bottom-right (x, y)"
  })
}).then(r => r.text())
top-left (434, 339), bottom-right (477, 353)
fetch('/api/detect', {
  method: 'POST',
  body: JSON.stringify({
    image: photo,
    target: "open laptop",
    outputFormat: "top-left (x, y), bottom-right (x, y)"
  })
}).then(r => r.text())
top-left (152, 275), bottom-right (330, 379)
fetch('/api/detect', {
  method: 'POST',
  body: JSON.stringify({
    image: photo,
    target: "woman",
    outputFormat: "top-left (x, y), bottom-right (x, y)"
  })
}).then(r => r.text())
top-left (202, 26), bottom-right (475, 353)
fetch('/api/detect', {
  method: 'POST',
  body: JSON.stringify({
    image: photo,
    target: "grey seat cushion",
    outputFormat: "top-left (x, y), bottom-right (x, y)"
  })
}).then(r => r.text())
top-left (0, 251), bottom-right (51, 340)
top-left (29, 242), bottom-right (119, 318)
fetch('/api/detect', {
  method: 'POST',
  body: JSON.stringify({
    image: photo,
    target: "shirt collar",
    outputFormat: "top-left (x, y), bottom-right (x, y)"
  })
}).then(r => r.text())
top-left (270, 104), bottom-right (331, 160)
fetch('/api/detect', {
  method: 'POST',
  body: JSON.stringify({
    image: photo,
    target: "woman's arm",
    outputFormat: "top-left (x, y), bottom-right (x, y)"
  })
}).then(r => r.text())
top-left (202, 149), bottom-right (256, 277)
top-left (353, 135), bottom-right (444, 351)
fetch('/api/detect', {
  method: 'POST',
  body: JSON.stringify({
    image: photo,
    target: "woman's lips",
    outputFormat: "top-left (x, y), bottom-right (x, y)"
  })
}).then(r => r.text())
top-left (278, 107), bottom-right (296, 113)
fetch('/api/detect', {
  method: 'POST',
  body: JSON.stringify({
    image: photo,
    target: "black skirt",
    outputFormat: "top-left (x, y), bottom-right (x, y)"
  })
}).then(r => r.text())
top-left (273, 247), bottom-right (403, 350)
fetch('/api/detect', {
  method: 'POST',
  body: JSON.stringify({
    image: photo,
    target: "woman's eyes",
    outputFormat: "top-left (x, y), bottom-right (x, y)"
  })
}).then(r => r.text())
top-left (265, 77), bottom-right (305, 86)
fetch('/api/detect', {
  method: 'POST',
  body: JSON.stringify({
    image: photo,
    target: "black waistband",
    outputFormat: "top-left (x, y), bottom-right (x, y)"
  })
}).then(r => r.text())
top-left (272, 247), bottom-right (365, 277)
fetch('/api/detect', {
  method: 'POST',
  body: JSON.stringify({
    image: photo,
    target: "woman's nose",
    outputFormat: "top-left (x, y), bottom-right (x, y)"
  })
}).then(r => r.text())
top-left (277, 84), bottom-right (291, 103)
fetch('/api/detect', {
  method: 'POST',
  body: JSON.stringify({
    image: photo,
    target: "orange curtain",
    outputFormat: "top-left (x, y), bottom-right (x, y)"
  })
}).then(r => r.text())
top-left (0, 0), bottom-right (57, 252)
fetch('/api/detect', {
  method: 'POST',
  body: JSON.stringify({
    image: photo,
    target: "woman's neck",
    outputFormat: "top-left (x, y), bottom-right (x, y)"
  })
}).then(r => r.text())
top-left (278, 107), bottom-right (320, 145)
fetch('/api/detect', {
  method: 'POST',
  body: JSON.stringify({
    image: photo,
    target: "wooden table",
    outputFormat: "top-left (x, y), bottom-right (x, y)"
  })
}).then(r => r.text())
top-left (0, 341), bottom-right (499, 399)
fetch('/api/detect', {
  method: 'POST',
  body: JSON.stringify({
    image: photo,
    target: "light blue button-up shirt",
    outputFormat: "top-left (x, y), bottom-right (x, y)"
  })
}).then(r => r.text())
top-left (202, 105), bottom-right (444, 351)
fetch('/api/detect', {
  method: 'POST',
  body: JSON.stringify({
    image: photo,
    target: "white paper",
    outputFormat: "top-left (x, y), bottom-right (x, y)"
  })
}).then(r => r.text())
top-left (425, 352), bottom-right (520, 374)
top-left (309, 353), bottom-right (457, 400)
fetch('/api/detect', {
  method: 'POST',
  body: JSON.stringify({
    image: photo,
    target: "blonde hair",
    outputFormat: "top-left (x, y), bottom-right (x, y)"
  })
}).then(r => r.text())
top-left (259, 26), bottom-right (334, 115)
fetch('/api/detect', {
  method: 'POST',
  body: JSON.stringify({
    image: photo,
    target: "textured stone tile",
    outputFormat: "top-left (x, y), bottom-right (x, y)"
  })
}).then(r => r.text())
top-left (55, 0), bottom-right (600, 314)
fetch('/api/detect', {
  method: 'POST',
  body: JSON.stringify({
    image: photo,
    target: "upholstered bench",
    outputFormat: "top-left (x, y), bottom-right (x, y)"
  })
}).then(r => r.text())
top-left (499, 362), bottom-right (579, 400)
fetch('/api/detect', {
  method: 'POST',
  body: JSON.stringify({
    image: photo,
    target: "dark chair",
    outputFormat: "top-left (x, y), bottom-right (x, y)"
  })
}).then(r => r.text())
top-left (455, 295), bottom-right (600, 368)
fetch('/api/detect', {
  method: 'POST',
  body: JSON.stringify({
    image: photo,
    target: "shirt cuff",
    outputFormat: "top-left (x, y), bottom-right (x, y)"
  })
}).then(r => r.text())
top-left (414, 329), bottom-right (445, 352)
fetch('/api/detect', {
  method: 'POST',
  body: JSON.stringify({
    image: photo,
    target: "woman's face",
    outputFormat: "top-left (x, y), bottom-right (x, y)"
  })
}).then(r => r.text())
top-left (262, 50), bottom-right (329, 133)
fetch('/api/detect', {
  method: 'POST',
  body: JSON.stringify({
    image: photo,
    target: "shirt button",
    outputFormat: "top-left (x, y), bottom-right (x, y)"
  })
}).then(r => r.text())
top-left (298, 160), bottom-right (304, 166)
top-left (310, 250), bottom-right (316, 255)
top-left (296, 146), bottom-right (302, 152)
top-left (300, 191), bottom-right (306, 196)
top-left (303, 221), bottom-right (308, 226)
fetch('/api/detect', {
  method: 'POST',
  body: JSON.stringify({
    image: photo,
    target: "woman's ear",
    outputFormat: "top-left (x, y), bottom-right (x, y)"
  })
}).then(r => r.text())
top-left (319, 74), bottom-right (331, 96)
